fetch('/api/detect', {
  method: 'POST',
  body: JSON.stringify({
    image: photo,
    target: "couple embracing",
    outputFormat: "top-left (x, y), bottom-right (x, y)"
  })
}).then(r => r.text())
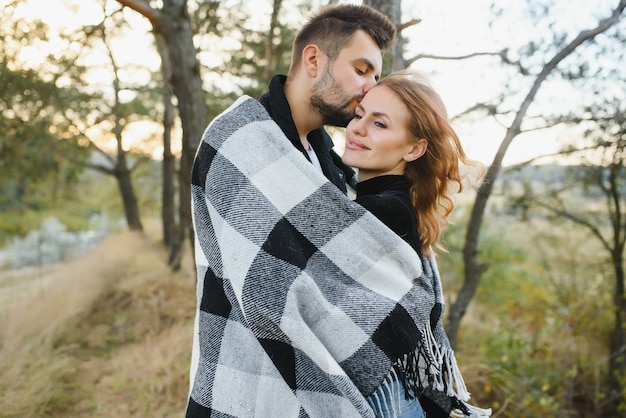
top-left (187, 4), bottom-right (491, 418)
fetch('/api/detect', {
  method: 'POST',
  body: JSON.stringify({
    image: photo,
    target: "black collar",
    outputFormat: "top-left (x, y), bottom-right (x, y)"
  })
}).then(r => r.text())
top-left (356, 175), bottom-right (410, 198)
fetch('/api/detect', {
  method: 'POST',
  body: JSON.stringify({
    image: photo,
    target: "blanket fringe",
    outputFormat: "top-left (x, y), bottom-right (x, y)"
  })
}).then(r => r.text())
top-left (396, 325), bottom-right (492, 417)
top-left (367, 368), bottom-right (407, 418)
top-left (450, 403), bottom-right (493, 418)
top-left (413, 324), bottom-right (471, 401)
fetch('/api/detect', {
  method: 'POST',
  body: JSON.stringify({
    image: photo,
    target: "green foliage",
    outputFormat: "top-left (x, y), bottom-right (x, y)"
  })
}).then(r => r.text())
top-left (475, 271), bottom-right (613, 418)
top-left (0, 62), bottom-right (88, 188)
top-left (441, 198), bottom-right (617, 416)
top-left (0, 210), bottom-right (40, 245)
top-left (500, 90), bottom-right (626, 413)
top-left (0, 192), bottom-right (91, 248)
top-left (479, 325), bottom-right (566, 417)
top-left (0, 152), bottom-right (162, 248)
top-left (195, 0), bottom-right (299, 101)
top-left (0, 6), bottom-right (92, 212)
top-left (504, 224), bottom-right (610, 414)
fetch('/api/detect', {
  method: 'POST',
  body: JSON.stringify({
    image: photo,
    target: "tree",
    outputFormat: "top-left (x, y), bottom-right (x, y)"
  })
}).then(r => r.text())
top-left (447, 0), bottom-right (626, 353)
top-left (155, 34), bottom-right (177, 247)
top-left (195, 0), bottom-right (314, 100)
top-left (217, 0), bottom-right (292, 98)
top-left (0, 62), bottom-right (86, 209)
top-left (1, 0), bottom-right (161, 232)
top-left (78, 10), bottom-right (159, 231)
top-left (0, 2), bottom-right (91, 211)
top-left (508, 98), bottom-right (626, 412)
top-left (363, 0), bottom-right (419, 72)
top-left (116, 0), bottom-right (210, 270)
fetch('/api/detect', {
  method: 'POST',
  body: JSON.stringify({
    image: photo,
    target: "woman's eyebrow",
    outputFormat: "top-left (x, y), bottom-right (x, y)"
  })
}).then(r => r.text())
top-left (357, 103), bottom-right (389, 119)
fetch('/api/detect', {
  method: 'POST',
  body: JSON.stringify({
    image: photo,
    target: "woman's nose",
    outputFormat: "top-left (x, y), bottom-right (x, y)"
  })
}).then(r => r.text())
top-left (350, 118), bottom-right (365, 136)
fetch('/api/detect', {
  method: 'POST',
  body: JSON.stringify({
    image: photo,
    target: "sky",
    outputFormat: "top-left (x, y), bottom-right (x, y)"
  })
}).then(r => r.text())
top-left (5, 0), bottom-right (624, 166)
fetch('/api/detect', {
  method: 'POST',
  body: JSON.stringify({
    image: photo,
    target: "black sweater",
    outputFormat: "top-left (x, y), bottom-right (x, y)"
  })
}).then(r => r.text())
top-left (355, 175), bottom-right (421, 255)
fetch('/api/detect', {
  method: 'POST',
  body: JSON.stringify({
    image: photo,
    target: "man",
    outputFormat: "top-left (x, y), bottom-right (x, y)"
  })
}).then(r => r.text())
top-left (257, 4), bottom-right (396, 194)
top-left (187, 4), bottom-right (489, 418)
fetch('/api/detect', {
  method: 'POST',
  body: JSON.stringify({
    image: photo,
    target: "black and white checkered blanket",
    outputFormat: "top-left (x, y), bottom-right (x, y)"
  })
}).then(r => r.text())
top-left (187, 96), bottom-right (490, 417)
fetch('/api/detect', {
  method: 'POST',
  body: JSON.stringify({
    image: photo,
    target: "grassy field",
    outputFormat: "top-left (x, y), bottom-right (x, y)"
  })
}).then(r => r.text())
top-left (0, 225), bottom-right (197, 417)
top-left (0, 223), bottom-right (495, 417)
top-left (8, 216), bottom-right (595, 416)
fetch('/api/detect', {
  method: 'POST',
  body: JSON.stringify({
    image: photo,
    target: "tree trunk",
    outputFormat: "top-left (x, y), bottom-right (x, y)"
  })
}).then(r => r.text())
top-left (100, 18), bottom-right (145, 233)
top-left (161, 93), bottom-right (176, 247)
top-left (116, 162), bottom-right (143, 231)
top-left (161, 0), bottom-right (208, 270)
top-left (117, 0), bottom-right (209, 270)
top-left (363, 0), bottom-right (405, 72)
top-left (606, 159), bottom-right (626, 414)
top-left (157, 35), bottom-right (176, 248)
top-left (113, 116), bottom-right (142, 231)
top-left (608, 249), bottom-right (626, 414)
top-left (264, 0), bottom-right (283, 81)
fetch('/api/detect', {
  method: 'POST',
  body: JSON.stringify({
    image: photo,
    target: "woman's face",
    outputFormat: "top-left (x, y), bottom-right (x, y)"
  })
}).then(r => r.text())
top-left (343, 85), bottom-right (425, 181)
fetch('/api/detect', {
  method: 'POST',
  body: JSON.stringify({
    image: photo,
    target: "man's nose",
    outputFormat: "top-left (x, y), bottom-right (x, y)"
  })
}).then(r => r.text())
top-left (363, 76), bottom-right (378, 93)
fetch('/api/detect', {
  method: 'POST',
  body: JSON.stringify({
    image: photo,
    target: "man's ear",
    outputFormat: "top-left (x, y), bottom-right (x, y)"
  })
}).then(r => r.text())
top-left (404, 138), bottom-right (428, 162)
top-left (302, 45), bottom-right (323, 77)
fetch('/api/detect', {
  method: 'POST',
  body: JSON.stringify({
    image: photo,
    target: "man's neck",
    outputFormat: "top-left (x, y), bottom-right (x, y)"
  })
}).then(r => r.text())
top-left (284, 78), bottom-right (323, 143)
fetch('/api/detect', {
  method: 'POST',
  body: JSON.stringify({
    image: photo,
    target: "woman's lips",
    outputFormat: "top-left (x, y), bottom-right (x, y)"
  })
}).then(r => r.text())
top-left (345, 138), bottom-right (370, 151)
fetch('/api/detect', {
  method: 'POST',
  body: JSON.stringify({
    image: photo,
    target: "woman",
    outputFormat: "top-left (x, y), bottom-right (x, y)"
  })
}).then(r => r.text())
top-left (343, 70), bottom-right (486, 417)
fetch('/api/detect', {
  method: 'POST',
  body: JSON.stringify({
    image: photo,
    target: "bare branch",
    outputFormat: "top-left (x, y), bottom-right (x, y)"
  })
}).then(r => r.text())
top-left (408, 47), bottom-right (533, 74)
top-left (405, 50), bottom-right (505, 67)
top-left (63, 146), bottom-right (114, 175)
top-left (452, 102), bottom-right (500, 118)
top-left (504, 145), bottom-right (602, 172)
top-left (488, 0), bottom-right (626, 191)
top-left (399, 18), bottom-right (421, 31)
top-left (533, 199), bottom-right (612, 252)
top-left (87, 162), bottom-right (116, 176)
top-left (116, 0), bottom-right (162, 30)
top-left (129, 155), bottom-right (151, 171)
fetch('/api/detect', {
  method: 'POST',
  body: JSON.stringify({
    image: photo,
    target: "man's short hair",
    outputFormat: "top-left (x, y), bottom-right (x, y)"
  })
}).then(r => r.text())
top-left (289, 4), bottom-right (396, 73)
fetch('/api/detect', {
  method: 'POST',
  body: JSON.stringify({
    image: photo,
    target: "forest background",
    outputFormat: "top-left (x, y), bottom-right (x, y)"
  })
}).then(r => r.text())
top-left (1, 0), bottom-right (625, 416)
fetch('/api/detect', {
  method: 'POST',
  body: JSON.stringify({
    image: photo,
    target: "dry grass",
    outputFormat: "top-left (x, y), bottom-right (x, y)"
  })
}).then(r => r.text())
top-left (4, 214), bottom-right (598, 417)
top-left (0, 222), bottom-right (496, 417)
top-left (0, 223), bottom-right (196, 418)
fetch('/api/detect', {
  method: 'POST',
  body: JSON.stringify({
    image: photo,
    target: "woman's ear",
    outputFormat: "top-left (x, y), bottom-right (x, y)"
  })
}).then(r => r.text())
top-left (404, 138), bottom-right (428, 162)
top-left (302, 45), bottom-right (324, 78)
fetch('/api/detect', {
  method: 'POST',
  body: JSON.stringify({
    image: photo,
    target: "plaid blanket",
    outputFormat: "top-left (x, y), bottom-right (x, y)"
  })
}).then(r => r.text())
top-left (187, 96), bottom-right (490, 417)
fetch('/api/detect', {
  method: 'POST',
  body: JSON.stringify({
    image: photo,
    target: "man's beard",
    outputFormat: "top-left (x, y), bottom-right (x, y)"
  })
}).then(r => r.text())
top-left (310, 68), bottom-right (360, 127)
